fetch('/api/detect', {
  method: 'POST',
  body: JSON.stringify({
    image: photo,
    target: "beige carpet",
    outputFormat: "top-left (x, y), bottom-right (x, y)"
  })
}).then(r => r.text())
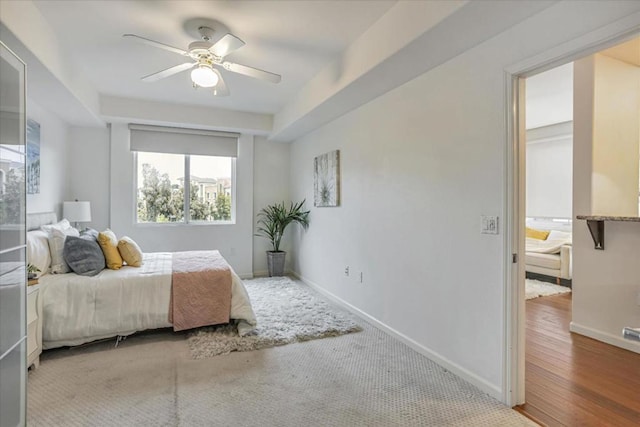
top-left (28, 280), bottom-right (535, 427)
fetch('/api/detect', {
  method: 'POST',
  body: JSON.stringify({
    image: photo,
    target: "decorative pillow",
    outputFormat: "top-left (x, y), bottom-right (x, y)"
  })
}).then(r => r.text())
top-left (47, 227), bottom-right (80, 274)
top-left (27, 230), bottom-right (51, 277)
top-left (63, 235), bottom-right (106, 276)
top-left (117, 236), bottom-right (143, 267)
top-left (41, 219), bottom-right (73, 234)
top-left (98, 229), bottom-right (123, 270)
top-left (525, 227), bottom-right (550, 240)
top-left (547, 230), bottom-right (572, 245)
top-left (81, 228), bottom-right (99, 240)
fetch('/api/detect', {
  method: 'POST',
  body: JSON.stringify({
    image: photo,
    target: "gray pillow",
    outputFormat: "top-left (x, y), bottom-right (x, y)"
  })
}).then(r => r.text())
top-left (80, 228), bottom-right (99, 240)
top-left (63, 235), bottom-right (106, 276)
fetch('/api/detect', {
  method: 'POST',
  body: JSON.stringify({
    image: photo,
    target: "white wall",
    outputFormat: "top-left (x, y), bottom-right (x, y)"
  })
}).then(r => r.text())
top-left (571, 55), bottom-right (640, 353)
top-left (591, 54), bottom-right (640, 216)
top-left (66, 127), bottom-right (291, 277)
top-left (526, 126), bottom-right (573, 219)
top-left (108, 124), bottom-right (255, 277)
top-left (525, 63), bottom-right (573, 129)
top-left (26, 99), bottom-right (70, 217)
top-left (0, 2), bottom-right (103, 127)
top-left (67, 126), bottom-right (110, 230)
top-left (288, 1), bottom-right (640, 399)
top-left (253, 137), bottom-right (292, 275)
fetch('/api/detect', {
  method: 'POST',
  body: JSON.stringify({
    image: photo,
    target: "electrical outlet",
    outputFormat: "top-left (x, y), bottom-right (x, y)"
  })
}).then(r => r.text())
top-left (481, 215), bottom-right (499, 234)
top-left (344, 266), bottom-right (350, 277)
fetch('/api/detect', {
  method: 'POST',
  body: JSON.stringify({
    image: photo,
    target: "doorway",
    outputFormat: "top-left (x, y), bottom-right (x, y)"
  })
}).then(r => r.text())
top-left (506, 30), bottom-right (640, 424)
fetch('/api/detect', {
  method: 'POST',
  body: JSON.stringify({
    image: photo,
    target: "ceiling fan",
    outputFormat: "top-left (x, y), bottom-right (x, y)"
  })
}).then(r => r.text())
top-left (123, 25), bottom-right (281, 96)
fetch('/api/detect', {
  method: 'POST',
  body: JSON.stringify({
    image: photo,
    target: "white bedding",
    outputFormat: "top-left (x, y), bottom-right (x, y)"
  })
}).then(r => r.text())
top-left (525, 236), bottom-right (571, 254)
top-left (39, 252), bottom-right (256, 349)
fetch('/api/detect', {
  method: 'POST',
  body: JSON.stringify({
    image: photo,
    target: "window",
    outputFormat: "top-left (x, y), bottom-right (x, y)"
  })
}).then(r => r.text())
top-left (136, 152), bottom-right (234, 224)
top-left (129, 123), bottom-right (238, 224)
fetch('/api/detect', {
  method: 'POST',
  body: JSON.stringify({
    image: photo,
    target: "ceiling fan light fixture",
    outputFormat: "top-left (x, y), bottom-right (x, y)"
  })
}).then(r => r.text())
top-left (125, 29), bottom-right (281, 95)
top-left (191, 65), bottom-right (219, 87)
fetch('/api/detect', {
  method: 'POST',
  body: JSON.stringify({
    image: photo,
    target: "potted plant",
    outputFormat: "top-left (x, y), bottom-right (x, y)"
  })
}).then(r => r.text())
top-left (256, 200), bottom-right (310, 276)
top-left (27, 263), bottom-right (41, 280)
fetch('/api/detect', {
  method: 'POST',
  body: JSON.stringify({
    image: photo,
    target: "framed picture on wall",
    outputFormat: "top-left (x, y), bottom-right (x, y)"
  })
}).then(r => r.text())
top-left (27, 118), bottom-right (40, 194)
top-left (314, 149), bottom-right (340, 207)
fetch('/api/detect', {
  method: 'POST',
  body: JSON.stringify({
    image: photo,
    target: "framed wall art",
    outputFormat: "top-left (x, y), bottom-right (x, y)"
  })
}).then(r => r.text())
top-left (314, 149), bottom-right (340, 207)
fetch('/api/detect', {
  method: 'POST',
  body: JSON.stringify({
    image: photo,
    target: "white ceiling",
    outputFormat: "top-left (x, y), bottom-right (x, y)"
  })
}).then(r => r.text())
top-left (3, 0), bottom-right (559, 135)
top-left (32, 0), bottom-right (396, 114)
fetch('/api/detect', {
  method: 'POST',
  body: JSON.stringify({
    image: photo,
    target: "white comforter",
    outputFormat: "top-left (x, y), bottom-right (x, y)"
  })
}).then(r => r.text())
top-left (525, 237), bottom-right (571, 254)
top-left (39, 252), bottom-right (256, 349)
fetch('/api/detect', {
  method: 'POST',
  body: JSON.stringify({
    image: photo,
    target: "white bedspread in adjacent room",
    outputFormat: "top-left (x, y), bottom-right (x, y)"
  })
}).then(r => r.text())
top-left (39, 252), bottom-right (256, 349)
top-left (525, 229), bottom-right (572, 254)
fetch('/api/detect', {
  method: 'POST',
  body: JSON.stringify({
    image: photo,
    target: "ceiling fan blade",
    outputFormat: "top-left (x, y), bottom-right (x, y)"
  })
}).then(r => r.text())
top-left (123, 34), bottom-right (188, 56)
top-left (222, 61), bottom-right (281, 84)
top-left (141, 62), bottom-right (195, 82)
top-left (211, 69), bottom-right (229, 96)
top-left (209, 33), bottom-right (246, 57)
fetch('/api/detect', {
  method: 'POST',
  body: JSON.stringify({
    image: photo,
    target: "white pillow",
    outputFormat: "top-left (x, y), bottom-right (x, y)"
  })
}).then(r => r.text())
top-left (41, 219), bottom-right (73, 233)
top-left (547, 230), bottom-right (572, 245)
top-left (27, 230), bottom-right (51, 277)
top-left (47, 227), bottom-right (80, 274)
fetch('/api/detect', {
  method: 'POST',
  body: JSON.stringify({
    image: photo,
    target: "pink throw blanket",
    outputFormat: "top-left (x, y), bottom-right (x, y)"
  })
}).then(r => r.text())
top-left (169, 250), bottom-right (232, 332)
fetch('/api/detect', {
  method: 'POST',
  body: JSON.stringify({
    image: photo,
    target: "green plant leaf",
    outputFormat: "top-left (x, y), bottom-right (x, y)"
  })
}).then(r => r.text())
top-left (255, 199), bottom-right (310, 251)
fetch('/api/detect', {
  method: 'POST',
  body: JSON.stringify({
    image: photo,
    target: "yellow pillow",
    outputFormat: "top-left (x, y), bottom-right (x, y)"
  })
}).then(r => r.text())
top-left (117, 236), bottom-right (143, 267)
top-left (97, 229), bottom-right (123, 269)
top-left (526, 227), bottom-right (550, 240)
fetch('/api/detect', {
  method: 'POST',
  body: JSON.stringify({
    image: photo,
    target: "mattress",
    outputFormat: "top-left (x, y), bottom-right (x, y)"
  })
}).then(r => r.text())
top-left (39, 252), bottom-right (256, 349)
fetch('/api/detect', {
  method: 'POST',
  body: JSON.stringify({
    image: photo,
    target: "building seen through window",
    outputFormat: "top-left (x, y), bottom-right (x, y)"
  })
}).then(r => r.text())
top-left (136, 152), bottom-right (233, 223)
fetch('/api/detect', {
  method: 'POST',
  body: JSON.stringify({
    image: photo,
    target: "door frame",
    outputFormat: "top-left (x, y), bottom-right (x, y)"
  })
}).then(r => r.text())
top-left (503, 18), bottom-right (640, 407)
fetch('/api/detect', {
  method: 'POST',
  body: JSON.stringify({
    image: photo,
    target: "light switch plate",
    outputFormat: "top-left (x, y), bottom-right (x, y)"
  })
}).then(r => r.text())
top-left (481, 215), bottom-right (499, 234)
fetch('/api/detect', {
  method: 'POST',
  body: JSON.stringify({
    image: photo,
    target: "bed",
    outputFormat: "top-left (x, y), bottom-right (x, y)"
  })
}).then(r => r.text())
top-left (524, 219), bottom-right (573, 284)
top-left (28, 212), bottom-right (257, 349)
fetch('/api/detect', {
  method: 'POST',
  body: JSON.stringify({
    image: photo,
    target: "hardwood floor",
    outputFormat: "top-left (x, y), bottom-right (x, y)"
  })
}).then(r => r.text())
top-left (516, 293), bottom-right (640, 426)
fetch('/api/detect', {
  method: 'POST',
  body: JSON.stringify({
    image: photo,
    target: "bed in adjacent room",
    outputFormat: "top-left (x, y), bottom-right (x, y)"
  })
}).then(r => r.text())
top-left (524, 218), bottom-right (573, 285)
top-left (27, 212), bottom-right (257, 349)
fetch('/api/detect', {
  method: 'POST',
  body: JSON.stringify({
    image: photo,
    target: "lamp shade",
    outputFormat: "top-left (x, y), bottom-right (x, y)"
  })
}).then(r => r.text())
top-left (63, 201), bottom-right (92, 223)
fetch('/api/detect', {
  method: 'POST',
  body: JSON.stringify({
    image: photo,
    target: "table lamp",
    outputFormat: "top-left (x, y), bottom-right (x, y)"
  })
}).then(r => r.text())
top-left (63, 200), bottom-right (92, 229)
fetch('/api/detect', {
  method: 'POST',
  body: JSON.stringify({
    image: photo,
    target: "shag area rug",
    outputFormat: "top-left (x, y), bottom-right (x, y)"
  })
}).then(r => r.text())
top-left (526, 278), bottom-right (571, 300)
top-left (187, 276), bottom-right (362, 359)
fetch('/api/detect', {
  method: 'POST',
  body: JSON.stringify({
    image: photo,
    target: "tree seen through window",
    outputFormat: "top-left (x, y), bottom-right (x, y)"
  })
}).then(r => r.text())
top-left (136, 152), bottom-right (233, 223)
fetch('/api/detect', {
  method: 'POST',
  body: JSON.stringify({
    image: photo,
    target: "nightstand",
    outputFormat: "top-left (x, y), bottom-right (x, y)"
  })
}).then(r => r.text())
top-left (27, 284), bottom-right (43, 369)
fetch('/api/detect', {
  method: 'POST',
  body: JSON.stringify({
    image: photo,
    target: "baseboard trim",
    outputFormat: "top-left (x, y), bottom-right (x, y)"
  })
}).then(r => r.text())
top-left (569, 322), bottom-right (640, 354)
top-left (290, 271), bottom-right (503, 401)
top-left (251, 269), bottom-right (294, 278)
top-left (525, 272), bottom-right (572, 288)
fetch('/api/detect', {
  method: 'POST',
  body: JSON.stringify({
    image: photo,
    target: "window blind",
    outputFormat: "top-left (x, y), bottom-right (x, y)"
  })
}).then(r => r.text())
top-left (129, 124), bottom-right (239, 157)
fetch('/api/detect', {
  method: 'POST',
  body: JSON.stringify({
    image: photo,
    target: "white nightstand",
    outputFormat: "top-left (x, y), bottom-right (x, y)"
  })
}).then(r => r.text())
top-left (27, 284), bottom-right (43, 369)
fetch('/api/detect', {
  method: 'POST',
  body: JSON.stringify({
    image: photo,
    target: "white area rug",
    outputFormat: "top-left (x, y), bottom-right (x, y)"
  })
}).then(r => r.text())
top-left (187, 276), bottom-right (362, 359)
top-left (525, 278), bottom-right (571, 300)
